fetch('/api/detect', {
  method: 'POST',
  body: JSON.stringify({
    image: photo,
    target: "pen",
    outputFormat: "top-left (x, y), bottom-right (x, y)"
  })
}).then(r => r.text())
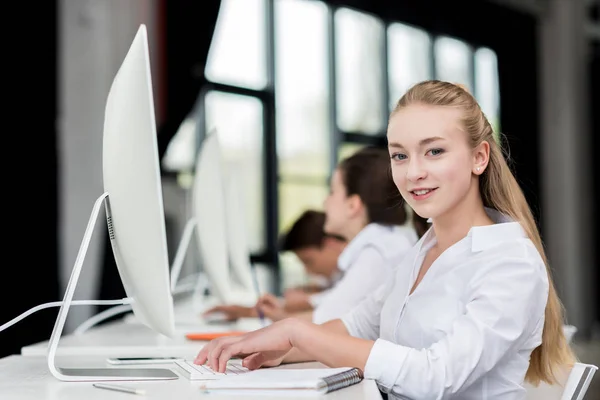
top-left (250, 265), bottom-right (265, 326)
top-left (93, 383), bottom-right (146, 396)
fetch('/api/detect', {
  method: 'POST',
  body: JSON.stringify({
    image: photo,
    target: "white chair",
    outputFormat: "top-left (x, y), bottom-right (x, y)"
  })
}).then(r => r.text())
top-left (561, 363), bottom-right (597, 400)
top-left (526, 362), bottom-right (598, 400)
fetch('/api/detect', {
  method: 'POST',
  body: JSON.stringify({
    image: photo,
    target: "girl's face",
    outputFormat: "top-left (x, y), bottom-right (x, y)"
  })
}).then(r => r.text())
top-left (323, 169), bottom-right (353, 236)
top-left (387, 104), bottom-right (485, 221)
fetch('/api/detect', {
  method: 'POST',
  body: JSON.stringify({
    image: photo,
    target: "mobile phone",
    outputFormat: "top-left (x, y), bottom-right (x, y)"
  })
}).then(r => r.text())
top-left (106, 357), bottom-right (183, 365)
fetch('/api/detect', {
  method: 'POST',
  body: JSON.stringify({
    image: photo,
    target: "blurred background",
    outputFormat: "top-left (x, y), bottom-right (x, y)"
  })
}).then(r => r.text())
top-left (2, 0), bottom-right (599, 391)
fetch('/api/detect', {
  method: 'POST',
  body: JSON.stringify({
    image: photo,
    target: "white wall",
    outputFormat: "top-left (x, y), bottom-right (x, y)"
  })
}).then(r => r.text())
top-left (58, 0), bottom-right (160, 331)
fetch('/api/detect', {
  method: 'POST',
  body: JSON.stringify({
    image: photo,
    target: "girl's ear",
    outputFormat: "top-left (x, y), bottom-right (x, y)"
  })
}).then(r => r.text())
top-left (346, 193), bottom-right (363, 217)
top-left (472, 140), bottom-right (490, 175)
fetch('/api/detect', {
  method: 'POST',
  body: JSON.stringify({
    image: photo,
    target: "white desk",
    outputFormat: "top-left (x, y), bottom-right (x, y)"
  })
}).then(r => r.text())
top-left (21, 318), bottom-right (263, 358)
top-left (21, 294), bottom-right (264, 357)
top-left (0, 355), bottom-right (382, 400)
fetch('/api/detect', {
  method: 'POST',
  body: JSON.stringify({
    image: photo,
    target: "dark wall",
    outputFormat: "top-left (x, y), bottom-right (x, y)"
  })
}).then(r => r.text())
top-left (156, 0), bottom-right (222, 161)
top-left (0, 1), bottom-right (59, 357)
top-left (591, 39), bottom-right (600, 322)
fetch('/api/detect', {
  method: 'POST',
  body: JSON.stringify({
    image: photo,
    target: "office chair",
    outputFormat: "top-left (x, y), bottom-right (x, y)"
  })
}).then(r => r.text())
top-left (526, 362), bottom-right (597, 400)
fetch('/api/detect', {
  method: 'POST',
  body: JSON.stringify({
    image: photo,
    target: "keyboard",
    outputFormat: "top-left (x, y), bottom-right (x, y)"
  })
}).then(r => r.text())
top-left (174, 359), bottom-right (249, 380)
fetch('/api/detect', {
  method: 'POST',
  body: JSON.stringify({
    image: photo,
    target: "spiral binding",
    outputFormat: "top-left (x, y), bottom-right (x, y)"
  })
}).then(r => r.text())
top-left (321, 367), bottom-right (364, 393)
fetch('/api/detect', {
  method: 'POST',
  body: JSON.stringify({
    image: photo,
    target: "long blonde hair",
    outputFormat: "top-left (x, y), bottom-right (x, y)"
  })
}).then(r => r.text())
top-left (392, 80), bottom-right (575, 385)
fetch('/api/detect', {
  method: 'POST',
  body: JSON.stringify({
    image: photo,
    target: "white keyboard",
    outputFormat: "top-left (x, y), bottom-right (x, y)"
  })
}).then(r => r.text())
top-left (174, 359), bottom-right (249, 380)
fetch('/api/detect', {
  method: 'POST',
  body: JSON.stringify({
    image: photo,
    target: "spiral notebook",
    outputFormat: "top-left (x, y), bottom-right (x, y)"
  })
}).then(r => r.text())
top-left (199, 367), bottom-right (363, 396)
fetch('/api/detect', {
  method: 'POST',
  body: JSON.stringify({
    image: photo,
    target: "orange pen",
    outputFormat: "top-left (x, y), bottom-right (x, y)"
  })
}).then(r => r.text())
top-left (185, 331), bottom-right (247, 341)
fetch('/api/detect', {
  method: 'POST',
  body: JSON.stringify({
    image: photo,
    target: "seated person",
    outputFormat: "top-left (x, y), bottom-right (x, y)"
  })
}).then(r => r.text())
top-left (206, 148), bottom-right (425, 325)
top-left (256, 147), bottom-right (423, 324)
top-left (202, 210), bottom-right (346, 321)
top-left (195, 80), bottom-right (576, 399)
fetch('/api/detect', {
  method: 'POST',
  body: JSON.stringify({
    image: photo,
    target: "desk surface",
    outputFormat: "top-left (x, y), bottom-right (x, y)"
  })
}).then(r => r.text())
top-left (0, 355), bottom-right (382, 400)
top-left (21, 318), bottom-right (263, 358)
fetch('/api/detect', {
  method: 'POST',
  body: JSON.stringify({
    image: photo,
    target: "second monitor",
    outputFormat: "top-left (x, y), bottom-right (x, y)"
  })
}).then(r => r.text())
top-left (169, 131), bottom-right (258, 311)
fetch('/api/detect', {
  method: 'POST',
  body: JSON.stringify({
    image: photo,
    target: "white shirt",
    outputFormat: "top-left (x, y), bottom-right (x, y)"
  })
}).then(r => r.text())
top-left (312, 223), bottom-right (418, 324)
top-left (341, 209), bottom-right (549, 400)
top-left (308, 271), bottom-right (343, 308)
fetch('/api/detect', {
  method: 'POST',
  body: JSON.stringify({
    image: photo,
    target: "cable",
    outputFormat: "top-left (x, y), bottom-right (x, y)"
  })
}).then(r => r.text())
top-left (0, 298), bottom-right (132, 333)
top-left (72, 304), bottom-right (134, 335)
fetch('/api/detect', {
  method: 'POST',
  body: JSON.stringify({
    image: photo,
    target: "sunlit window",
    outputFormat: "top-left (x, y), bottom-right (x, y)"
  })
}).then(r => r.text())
top-left (434, 36), bottom-right (473, 92)
top-left (205, 91), bottom-right (265, 252)
top-left (162, 0), bottom-right (503, 289)
top-left (205, 0), bottom-right (267, 89)
top-left (475, 47), bottom-right (501, 135)
top-left (275, 0), bottom-right (330, 180)
top-left (275, 0), bottom-right (330, 252)
top-left (335, 8), bottom-right (386, 134)
top-left (388, 23), bottom-right (432, 110)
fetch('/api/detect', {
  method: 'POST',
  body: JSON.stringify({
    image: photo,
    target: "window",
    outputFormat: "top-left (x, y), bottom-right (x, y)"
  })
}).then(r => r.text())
top-left (205, 0), bottom-right (267, 89)
top-left (166, 0), bottom-right (504, 293)
top-left (205, 91), bottom-right (265, 252)
top-left (275, 0), bottom-right (331, 251)
top-left (475, 47), bottom-right (501, 135)
top-left (387, 23), bottom-right (432, 110)
top-left (278, 182), bottom-right (329, 232)
top-left (275, 0), bottom-right (330, 179)
top-left (434, 36), bottom-right (473, 91)
top-left (335, 8), bottom-right (386, 134)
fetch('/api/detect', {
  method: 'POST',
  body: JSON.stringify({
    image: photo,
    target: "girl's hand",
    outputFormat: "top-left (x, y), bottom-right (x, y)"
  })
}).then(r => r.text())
top-left (201, 305), bottom-right (256, 321)
top-left (283, 289), bottom-right (312, 312)
top-left (256, 293), bottom-right (288, 321)
top-left (193, 318), bottom-right (302, 373)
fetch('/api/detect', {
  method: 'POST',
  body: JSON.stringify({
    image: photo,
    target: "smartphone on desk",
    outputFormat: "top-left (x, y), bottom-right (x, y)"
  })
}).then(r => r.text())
top-left (106, 357), bottom-right (183, 365)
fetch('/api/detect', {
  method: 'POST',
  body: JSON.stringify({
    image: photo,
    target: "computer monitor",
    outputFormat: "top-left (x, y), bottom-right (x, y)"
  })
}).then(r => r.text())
top-left (46, 24), bottom-right (177, 382)
top-left (191, 132), bottom-right (236, 304)
top-left (168, 131), bottom-right (258, 309)
top-left (223, 164), bottom-right (255, 295)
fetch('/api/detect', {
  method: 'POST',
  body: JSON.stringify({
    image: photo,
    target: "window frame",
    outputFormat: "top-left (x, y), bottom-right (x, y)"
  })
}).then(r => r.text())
top-left (193, 0), bottom-right (499, 294)
top-left (196, 0), bottom-right (280, 287)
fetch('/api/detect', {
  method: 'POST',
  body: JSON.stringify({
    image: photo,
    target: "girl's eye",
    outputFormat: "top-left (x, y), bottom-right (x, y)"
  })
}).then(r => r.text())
top-left (427, 148), bottom-right (444, 156)
top-left (390, 153), bottom-right (407, 161)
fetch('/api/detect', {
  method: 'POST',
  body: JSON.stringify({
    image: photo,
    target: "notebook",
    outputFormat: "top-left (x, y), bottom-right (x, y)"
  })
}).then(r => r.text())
top-left (198, 367), bottom-right (363, 396)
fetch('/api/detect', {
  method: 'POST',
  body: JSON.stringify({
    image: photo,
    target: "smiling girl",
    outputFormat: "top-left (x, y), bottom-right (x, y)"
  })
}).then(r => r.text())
top-left (194, 80), bottom-right (575, 400)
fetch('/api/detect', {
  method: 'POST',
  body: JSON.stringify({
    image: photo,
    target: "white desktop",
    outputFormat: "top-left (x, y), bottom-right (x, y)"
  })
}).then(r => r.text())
top-left (20, 24), bottom-right (176, 382)
top-left (165, 132), bottom-right (260, 324)
top-left (192, 132), bottom-right (258, 306)
top-left (223, 161), bottom-right (256, 297)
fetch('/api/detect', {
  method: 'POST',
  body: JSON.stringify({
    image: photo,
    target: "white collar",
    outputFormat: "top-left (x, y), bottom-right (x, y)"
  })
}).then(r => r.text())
top-left (337, 223), bottom-right (394, 272)
top-left (329, 269), bottom-right (343, 284)
top-left (421, 207), bottom-right (527, 253)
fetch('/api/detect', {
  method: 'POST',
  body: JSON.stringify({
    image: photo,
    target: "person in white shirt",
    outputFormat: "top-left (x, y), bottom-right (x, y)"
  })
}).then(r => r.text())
top-left (256, 146), bottom-right (425, 324)
top-left (193, 80), bottom-right (575, 399)
top-left (202, 210), bottom-right (347, 320)
top-left (277, 210), bottom-right (347, 312)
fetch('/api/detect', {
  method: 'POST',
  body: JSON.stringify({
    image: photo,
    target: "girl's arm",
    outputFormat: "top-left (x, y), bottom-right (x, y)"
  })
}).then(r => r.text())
top-left (288, 318), bottom-right (375, 370)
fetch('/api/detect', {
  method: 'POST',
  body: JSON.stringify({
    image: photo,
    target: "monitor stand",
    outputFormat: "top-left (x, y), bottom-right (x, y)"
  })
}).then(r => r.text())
top-left (169, 217), bottom-right (197, 292)
top-left (47, 192), bottom-right (178, 382)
